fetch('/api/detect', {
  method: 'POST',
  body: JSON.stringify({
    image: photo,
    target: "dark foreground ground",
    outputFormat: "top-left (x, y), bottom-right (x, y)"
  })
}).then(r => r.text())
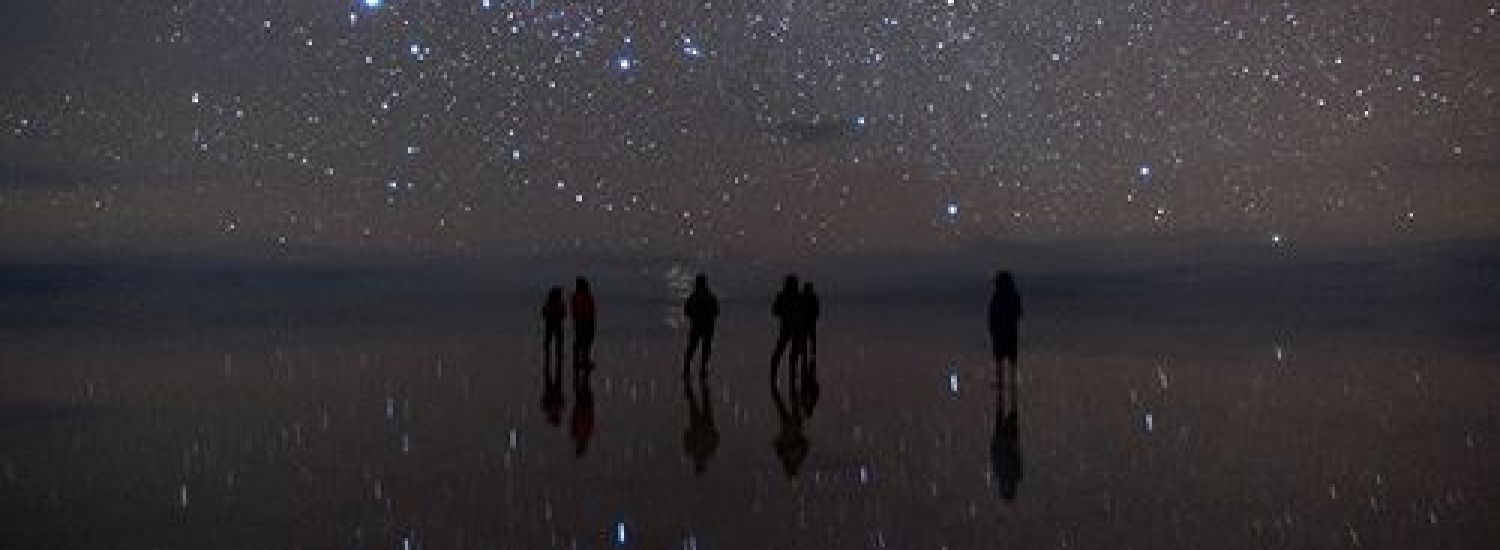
top-left (1, 250), bottom-right (1497, 549)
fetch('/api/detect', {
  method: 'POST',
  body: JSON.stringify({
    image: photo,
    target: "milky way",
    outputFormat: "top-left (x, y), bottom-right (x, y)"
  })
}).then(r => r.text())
top-left (1, 1), bottom-right (1496, 259)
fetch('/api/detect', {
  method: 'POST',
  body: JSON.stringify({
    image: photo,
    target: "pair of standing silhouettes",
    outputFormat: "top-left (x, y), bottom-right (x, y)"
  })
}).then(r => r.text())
top-left (541, 277), bottom-right (598, 456)
top-left (541, 277), bottom-right (598, 369)
top-left (770, 274), bottom-right (821, 382)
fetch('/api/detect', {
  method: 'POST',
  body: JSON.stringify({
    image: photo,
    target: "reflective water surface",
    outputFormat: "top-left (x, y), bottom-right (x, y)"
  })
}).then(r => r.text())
top-left (2, 266), bottom-right (1496, 549)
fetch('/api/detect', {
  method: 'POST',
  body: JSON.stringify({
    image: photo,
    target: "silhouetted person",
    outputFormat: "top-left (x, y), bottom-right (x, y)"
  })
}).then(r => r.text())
top-left (991, 406), bottom-right (1022, 501)
top-left (682, 274), bottom-right (720, 376)
top-left (570, 367), bottom-right (595, 457)
top-left (541, 287), bottom-right (567, 366)
top-left (771, 378), bottom-right (809, 479)
top-left (799, 282), bottom-right (820, 361)
top-left (987, 270), bottom-right (1024, 500)
top-left (682, 373), bottom-right (719, 475)
top-left (770, 274), bottom-right (803, 382)
top-left (571, 277), bottom-right (596, 368)
top-left (988, 270), bottom-right (1022, 414)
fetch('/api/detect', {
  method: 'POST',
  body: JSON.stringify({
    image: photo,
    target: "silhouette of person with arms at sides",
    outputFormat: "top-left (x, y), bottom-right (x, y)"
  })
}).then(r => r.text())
top-left (770, 274), bottom-right (805, 383)
top-left (987, 270), bottom-right (1023, 500)
top-left (771, 378), bottom-right (809, 479)
top-left (540, 287), bottom-right (568, 425)
top-left (571, 277), bottom-right (597, 369)
top-left (571, 364), bottom-right (596, 457)
top-left (682, 274), bottom-right (720, 377)
top-left (681, 373), bottom-right (719, 475)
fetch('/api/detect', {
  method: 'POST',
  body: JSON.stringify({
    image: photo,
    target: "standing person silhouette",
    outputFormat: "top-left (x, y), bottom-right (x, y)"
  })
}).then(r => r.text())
top-left (682, 274), bottom-right (720, 377)
top-left (571, 277), bottom-right (597, 369)
top-left (541, 287), bottom-right (567, 366)
top-left (769, 274), bottom-right (802, 382)
top-left (988, 271), bottom-right (1023, 414)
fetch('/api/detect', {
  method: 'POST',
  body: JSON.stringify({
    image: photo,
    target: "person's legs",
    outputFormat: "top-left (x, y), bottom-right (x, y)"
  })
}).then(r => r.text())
top-left (1003, 352), bottom-right (1019, 415)
top-left (543, 325), bottom-right (554, 366)
top-left (579, 322), bottom-right (595, 365)
top-left (549, 324), bottom-right (565, 365)
top-left (790, 330), bottom-right (808, 380)
top-left (700, 325), bottom-right (715, 369)
top-left (683, 326), bottom-right (703, 375)
top-left (574, 322), bottom-right (595, 366)
top-left (770, 327), bottom-right (792, 379)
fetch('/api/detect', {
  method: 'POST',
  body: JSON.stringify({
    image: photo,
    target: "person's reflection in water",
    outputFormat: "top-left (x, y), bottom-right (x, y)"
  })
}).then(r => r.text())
top-left (540, 351), bottom-right (565, 427)
top-left (570, 362), bottom-right (596, 457)
top-left (987, 270), bottom-right (1024, 500)
top-left (681, 372), bottom-right (719, 475)
top-left (682, 274), bottom-right (720, 377)
top-left (771, 377), bottom-right (810, 479)
top-left (991, 400), bottom-right (1022, 501)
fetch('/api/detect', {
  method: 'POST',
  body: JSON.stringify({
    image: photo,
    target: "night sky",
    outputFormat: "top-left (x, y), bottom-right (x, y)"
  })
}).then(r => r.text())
top-left (2, 1), bottom-right (1497, 261)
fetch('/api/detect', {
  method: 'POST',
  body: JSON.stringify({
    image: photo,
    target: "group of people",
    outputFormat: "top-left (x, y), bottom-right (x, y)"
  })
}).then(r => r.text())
top-left (679, 272), bottom-right (821, 379)
top-left (767, 274), bottom-right (821, 381)
top-left (537, 269), bottom-right (1024, 488)
top-left (540, 277), bottom-right (597, 369)
top-left (541, 270), bottom-right (1019, 382)
top-left (541, 272), bottom-right (824, 377)
top-left (538, 277), bottom-right (599, 456)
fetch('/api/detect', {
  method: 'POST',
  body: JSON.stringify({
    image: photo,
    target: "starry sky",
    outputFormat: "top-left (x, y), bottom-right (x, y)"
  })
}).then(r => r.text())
top-left (1, 1), bottom-right (1497, 262)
